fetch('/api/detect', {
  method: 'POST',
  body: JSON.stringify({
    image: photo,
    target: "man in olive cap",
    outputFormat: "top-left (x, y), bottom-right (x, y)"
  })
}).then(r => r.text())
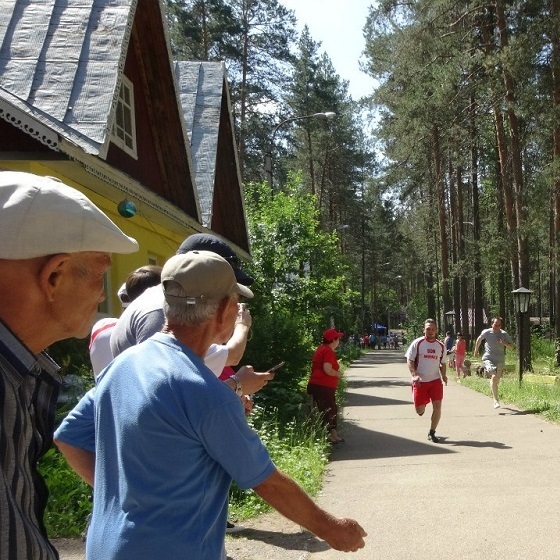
top-left (0, 171), bottom-right (138, 560)
top-left (83, 250), bottom-right (367, 559)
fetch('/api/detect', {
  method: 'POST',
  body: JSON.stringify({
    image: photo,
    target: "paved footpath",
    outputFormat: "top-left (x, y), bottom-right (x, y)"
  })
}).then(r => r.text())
top-left (306, 350), bottom-right (560, 559)
top-left (55, 350), bottom-right (560, 559)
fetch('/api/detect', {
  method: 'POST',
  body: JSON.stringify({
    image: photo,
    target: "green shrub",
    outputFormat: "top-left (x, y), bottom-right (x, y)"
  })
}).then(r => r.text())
top-left (228, 405), bottom-right (331, 520)
top-left (40, 447), bottom-right (92, 537)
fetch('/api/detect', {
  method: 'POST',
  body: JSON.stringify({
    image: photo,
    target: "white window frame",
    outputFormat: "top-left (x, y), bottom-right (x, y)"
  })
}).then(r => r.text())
top-left (111, 76), bottom-right (138, 159)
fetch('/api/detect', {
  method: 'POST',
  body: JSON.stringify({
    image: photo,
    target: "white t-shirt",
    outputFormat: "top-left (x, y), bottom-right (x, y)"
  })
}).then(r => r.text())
top-left (405, 336), bottom-right (446, 382)
top-left (89, 318), bottom-right (119, 378)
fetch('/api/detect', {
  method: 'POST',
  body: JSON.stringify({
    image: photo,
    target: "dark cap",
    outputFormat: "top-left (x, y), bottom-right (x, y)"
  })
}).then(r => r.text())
top-left (176, 233), bottom-right (254, 286)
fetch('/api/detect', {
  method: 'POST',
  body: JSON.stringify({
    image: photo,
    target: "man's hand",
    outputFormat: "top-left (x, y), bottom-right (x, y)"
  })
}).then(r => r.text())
top-left (411, 375), bottom-right (421, 385)
top-left (235, 365), bottom-right (275, 395)
top-left (322, 517), bottom-right (367, 552)
top-left (442, 373), bottom-right (448, 385)
top-left (236, 303), bottom-right (252, 328)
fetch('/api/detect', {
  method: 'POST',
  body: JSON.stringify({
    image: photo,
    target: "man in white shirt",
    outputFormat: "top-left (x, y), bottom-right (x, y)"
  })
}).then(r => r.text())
top-left (405, 318), bottom-right (447, 443)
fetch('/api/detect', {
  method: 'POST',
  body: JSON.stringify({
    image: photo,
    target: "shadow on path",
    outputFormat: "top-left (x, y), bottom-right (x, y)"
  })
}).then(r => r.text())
top-left (329, 423), bottom-right (455, 461)
top-left (343, 391), bottom-right (410, 408)
top-left (348, 351), bottom-right (405, 367)
top-left (499, 407), bottom-right (540, 416)
top-left (346, 378), bottom-right (411, 389)
top-left (227, 528), bottom-right (328, 556)
top-left (435, 437), bottom-right (512, 449)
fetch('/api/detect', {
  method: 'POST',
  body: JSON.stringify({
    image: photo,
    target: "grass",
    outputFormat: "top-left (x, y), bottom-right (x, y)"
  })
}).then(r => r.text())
top-left (228, 406), bottom-right (331, 521)
top-left (462, 374), bottom-right (560, 423)
top-left (461, 335), bottom-right (560, 424)
top-left (41, 447), bottom-right (92, 537)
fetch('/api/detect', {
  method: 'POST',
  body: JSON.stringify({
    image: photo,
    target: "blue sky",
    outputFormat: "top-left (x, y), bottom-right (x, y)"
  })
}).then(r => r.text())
top-left (279, 0), bottom-right (376, 99)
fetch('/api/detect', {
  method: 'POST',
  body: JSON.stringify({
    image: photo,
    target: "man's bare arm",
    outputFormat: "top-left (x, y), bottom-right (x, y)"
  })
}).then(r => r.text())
top-left (254, 469), bottom-right (366, 552)
top-left (54, 439), bottom-right (95, 486)
top-left (225, 304), bottom-right (252, 366)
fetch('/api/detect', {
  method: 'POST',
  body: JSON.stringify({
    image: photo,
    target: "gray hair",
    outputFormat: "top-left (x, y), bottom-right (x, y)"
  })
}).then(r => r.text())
top-left (162, 280), bottom-right (221, 325)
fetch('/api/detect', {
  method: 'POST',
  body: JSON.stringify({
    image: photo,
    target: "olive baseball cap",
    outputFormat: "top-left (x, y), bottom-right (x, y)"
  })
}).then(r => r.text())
top-left (162, 251), bottom-right (253, 303)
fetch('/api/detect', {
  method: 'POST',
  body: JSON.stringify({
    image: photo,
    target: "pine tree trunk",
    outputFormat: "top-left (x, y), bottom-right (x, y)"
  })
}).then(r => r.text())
top-left (551, 0), bottom-right (560, 365)
top-left (495, 0), bottom-right (530, 369)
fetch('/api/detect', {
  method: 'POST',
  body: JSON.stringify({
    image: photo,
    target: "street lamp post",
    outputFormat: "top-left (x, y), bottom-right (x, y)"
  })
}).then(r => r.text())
top-left (265, 112), bottom-right (336, 191)
top-left (444, 310), bottom-right (456, 334)
top-left (512, 287), bottom-right (533, 384)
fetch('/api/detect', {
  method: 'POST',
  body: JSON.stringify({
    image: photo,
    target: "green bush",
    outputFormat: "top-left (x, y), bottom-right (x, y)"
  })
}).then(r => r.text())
top-left (40, 447), bottom-right (92, 537)
top-left (228, 405), bottom-right (331, 520)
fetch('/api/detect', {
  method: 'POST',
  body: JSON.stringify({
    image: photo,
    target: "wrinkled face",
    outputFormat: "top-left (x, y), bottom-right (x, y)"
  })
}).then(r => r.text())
top-left (424, 321), bottom-right (438, 341)
top-left (53, 252), bottom-right (112, 340)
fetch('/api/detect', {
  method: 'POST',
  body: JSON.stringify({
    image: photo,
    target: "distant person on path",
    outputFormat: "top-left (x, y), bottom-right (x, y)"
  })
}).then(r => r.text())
top-left (452, 332), bottom-right (467, 381)
top-left (405, 318), bottom-right (447, 443)
top-left (0, 171), bottom-right (138, 560)
top-left (307, 328), bottom-right (345, 443)
top-left (82, 251), bottom-right (367, 558)
top-left (444, 331), bottom-right (455, 369)
top-left (474, 317), bottom-right (514, 409)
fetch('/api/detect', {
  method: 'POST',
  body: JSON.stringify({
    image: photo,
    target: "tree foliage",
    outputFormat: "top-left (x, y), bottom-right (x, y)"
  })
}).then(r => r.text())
top-left (241, 177), bottom-right (356, 413)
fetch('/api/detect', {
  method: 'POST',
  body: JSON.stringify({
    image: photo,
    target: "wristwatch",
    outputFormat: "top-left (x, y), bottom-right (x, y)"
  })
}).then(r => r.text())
top-left (231, 374), bottom-right (243, 396)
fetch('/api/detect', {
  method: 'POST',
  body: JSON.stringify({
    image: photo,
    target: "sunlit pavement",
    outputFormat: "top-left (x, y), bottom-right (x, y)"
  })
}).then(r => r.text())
top-left (307, 349), bottom-right (560, 559)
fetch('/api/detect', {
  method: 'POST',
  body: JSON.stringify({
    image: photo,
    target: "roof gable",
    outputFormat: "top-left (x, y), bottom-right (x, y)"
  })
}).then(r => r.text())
top-left (175, 61), bottom-right (249, 253)
top-left (0, 0), bottom-right (133, 153)
top-left (0, 0), bottom-right (200, 221)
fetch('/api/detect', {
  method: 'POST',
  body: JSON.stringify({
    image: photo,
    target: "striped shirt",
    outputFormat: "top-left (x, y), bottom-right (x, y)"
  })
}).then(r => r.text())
top-left (0, 319), bottom-right (61, 559)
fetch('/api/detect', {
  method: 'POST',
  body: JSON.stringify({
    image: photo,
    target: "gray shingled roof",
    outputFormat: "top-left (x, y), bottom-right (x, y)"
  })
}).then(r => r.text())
top-left (174, 61), bottom-right (225, 228)
top-left (0, 0), bottom-right (133, 154)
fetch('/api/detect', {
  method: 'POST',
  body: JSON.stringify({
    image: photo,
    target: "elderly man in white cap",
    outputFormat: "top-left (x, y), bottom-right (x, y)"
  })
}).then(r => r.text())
top-left (0, 171), bottom-right (138, 560)
top-left (81, 250), bottom-right (366, 559)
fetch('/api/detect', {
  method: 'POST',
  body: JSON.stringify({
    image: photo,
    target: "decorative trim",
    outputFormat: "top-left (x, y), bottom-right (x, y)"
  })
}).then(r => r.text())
top-left (57, 140), bottom-right (202, 231)
top-left (0, 101), bottom-right (59, 150)
top-left (81, 161), bottom-right (193, 222)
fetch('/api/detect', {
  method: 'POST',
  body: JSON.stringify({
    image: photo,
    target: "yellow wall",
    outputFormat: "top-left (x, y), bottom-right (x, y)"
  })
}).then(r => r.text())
top-left (2, 161), bottom-right (193, 316)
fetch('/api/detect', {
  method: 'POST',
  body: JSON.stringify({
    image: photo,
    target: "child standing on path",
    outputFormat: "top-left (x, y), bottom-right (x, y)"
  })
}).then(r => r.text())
top-left (452, 332), bottom-right (467, 381)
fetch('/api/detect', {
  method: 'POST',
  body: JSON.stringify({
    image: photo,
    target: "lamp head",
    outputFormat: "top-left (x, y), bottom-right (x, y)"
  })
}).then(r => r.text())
top-left (118, 199), bottom-right (137, 218)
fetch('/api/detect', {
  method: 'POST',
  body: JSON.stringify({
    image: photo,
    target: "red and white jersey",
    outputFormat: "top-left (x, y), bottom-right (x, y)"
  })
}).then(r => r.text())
top-left (405, 336), bottom-right (446, 382)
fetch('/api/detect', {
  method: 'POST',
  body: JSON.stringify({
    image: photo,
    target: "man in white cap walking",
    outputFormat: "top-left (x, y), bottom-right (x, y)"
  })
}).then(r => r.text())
top-left (0, 171), bottom-right (138, 560)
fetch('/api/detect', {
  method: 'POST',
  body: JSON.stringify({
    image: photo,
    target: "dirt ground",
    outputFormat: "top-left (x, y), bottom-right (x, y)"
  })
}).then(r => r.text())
top-left (53, 510), bottom-right (327, 560)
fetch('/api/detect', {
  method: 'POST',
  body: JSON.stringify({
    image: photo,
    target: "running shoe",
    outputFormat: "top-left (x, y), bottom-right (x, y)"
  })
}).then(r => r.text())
top-left (428, 430), bottom-right (440, 443)
top-left (226, 521), bottom-right (245, 534)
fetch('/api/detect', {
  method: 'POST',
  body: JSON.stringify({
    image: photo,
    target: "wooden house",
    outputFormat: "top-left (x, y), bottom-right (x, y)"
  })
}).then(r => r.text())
top-left (0, 0), bottom-right (249, 315)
